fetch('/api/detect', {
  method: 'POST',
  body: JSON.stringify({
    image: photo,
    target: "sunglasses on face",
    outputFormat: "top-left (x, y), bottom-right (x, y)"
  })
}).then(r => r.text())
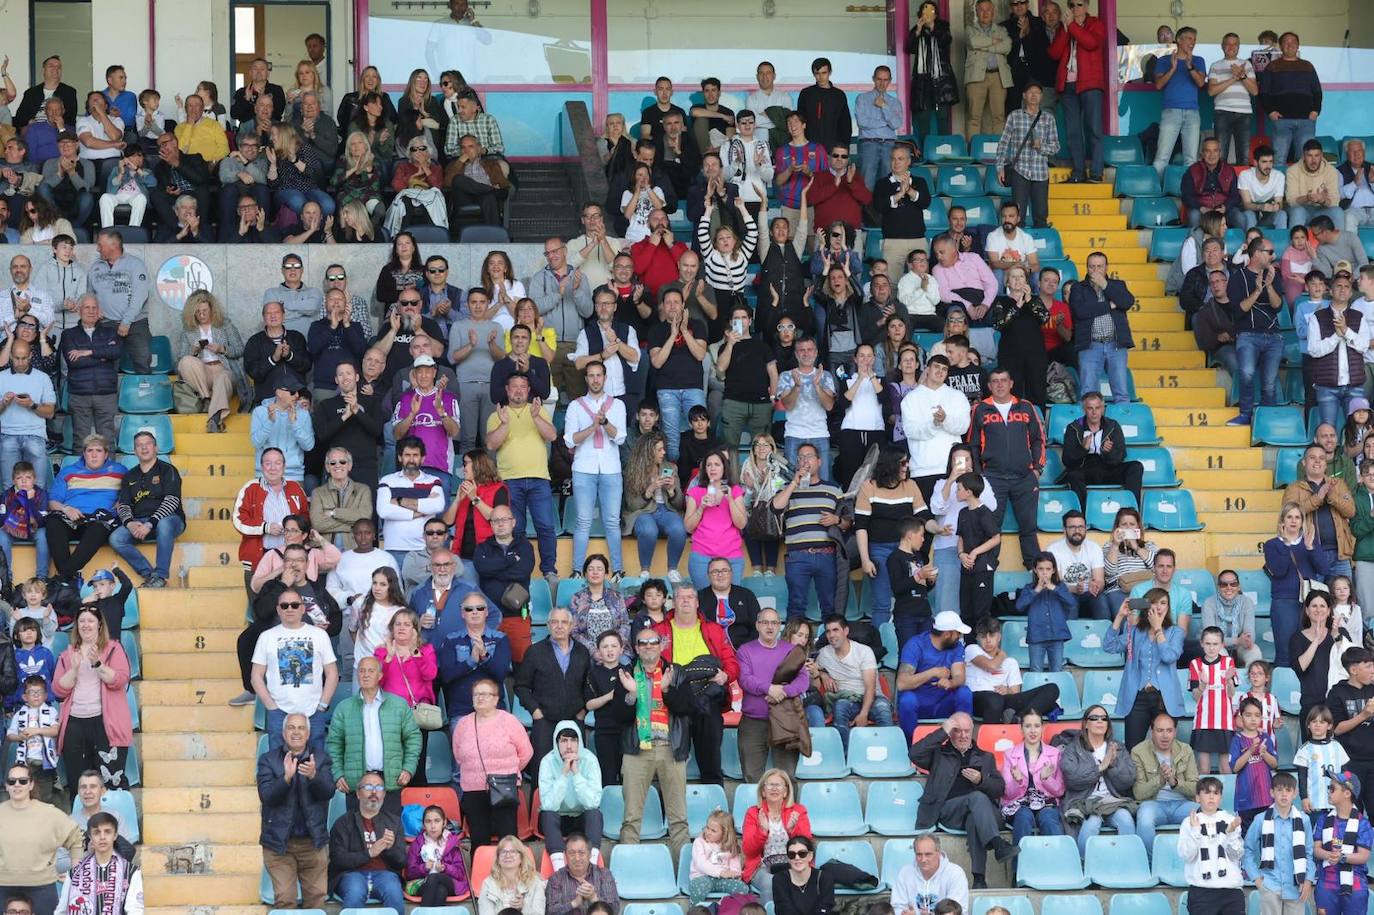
top-left (1085, 714), bottom-right (1109, 722)
top-left (278, 601), bottom-right (302, 610)
top-left (6, 777), bottom-right (30, 785)
top-left (427, 267), bottom-right (447, 274)
top-left (462, 606), bottom-right (487, 613)
top-left (637, 639), bottom-right (661, 646)
top-left (787, 850), bottom-right (812, 859)
top-left (326, 273), bottom-right (346, 281)
top-left (327, 459), bottom-right (349, 467)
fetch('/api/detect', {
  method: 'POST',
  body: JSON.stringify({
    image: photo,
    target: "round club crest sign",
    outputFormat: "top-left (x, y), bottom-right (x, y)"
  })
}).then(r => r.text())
top-left (156, 254), bottom-right (213, 311)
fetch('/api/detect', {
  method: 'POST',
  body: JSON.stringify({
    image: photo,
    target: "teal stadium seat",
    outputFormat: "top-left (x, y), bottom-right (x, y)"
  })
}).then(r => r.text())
top-left (960, 197), bottom-right (997, 227)
top-left (1236, 569), bottom-right (1272, 609)
top-left (1111, 892), bottom-right (1175, 915)
top-left (1047, 403), bottom-right (1083, 443)
top-left (1001, 619), bottom-right (1030, 667)
top-left (1042, 448), bottom-right (1065, 487)
top-left (1067, 621), bottom-right (1118, 669)
top-left (116, 414), bottom-right (173, 454)
top-left (970, 134), bottom-right (1001, 164)
top-left (732, 779), bottom-right (754, 832)
top-left (1038, 490), bottom-right (1081, 531)
top-left (554, 576), bottom-right (582, 607)
top-left (1173, 568), bottom-right (1216, 607)
top-left (923, 197), bottom-right (950, 234)
top-left (425, 733), bottom-right (454, 784)
top-left (1152, 834), bottom-right (1187, 887)
top-left (814, 841), bottom-right (882, 893)
top-left (800, 781), bottom-right (866, 835)
top-left (1360, 228), bottom-right (1374, 260)
top-left (1316, 135), bottom-right (1340, 160)
top-left (340, 909), bottom-right (399, 915)
top-left (623, 906), bottom-right (684, 915)
top-left (1114, 165), bottom-right (1163, 198)
top-left (1131, 197), bottom-right (1182, 228)
top-left (117, 375), bottom-right (174, 414)
top-left (1162, 164), bottom-right (1187, 199)
top-left (1107, 403), bottom-right (1160, 444)
top-left (1017, 835), bottom-right (1091, 889)
top-left (1272, 666), bottom-right (1303, 715)
top-left (879, 622), bottom-right (899, 669)
top-left (561, 501), bottom-right (604, 537)
top-left (938, 165), bottom-right (984, 197)
top-left (1251, 406), bottom-right (1308, 445)
top-left (864, 780), bottom-right (924, 835)
top-left (1103, 135), bottom-right (1145, 166)
top-left (975, 899), bottom-right (1035, 915)
top-left (924, 135), bottom-right (970, 162)
top-left (1148, 227), bottom-right (1189, 262)
top-left (684, 783), bottom-right (728, 836)
top-left (411, 909), bottom-right (471, 915)
top-left (984, 165), bottom-right (1012, 197)
top-left (528, 578), bottom-right (552, 624)
top-left (126, 686), bottom-right (139, 729)
top-left (721, 727), bottom-right (742, 780)
top-left (1027, 227), bottom-right (1063, 259)
top-left (122, 631), bottom-right (141, 679)
top-left (847, 726), bottom-right (915, 778)
top-left (795, 727), bottom-right (850, 779)
top-left (1084, 489), bottom-right (1138, 532)
top-left (1273, 448), bottom-right (1303, 487)
top-left (1081, 670), bottom-right (1125, 713)
top-left (879, 838), bottom-right (916, 889)
top-left (742, 575), bottom-right (788, 615)
top-left (677, 845), bottom-right (715, 898)
top-left (118, 335), bottom-right (173, 374)
top-left (610, 844), bottom-right (679, 899)
top-left (1143, 489), bottom-right (1203, 532)
top-left (1042, 897), bottom-right (1104, 915)
top-left (1022, 671), bottom-right (1082, 717)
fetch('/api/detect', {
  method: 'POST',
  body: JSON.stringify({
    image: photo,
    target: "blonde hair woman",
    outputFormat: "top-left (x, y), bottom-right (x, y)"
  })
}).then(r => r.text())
top-left (397, 68), bottom-right (444, 157)
top-left (267, 122), bottom-right (331, 218)
top-left (1264, 499), bottom-right (1332, 667)
top-left (335, 199), bottom-right (376, 243)
top-left (173, 290), bottom-right (247, 432)
top-left (331, 130), bottom-right (381, 214)
top-left (476, 835), bottom-right (545, 915)
top-left (601, 112), bottom-right (633, 177)
top-left (740, 433), bottom-right (790, 574)
top-left (287, 59), bottom-right (332, 116)
top-left (741, 768), bottom-right (812, 904)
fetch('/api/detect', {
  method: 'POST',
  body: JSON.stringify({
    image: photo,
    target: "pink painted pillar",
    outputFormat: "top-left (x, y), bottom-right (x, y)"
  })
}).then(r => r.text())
top-left (591, 0), bottom-right (609, 128)
top-left (895, 0), bottom-right (911, 133)
top-left (355, 0), bottom-right (371, 81)
top-left (1100, 0), bottom-right (1119, 135)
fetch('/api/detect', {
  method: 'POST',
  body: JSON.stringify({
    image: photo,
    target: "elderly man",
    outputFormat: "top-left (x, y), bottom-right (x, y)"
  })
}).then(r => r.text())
top-left (516, 608), bottom-right (593, 772)
top-left (618, 624), bottom-right (692, 857)
top-left (250, 585), bottom-right (340, 751)
top-left (293, 91), bottom-right (338, 163)
top-left (1132, 712), bottom-right (1201, 864)
top-left (326, 656), bottom-right (420, 812)
top-left (176, 91), bottom-right (228, 163)
top-left (737, 607), bottom-right (810, 782)
top-left (155, 193), bottom-right (209, 243)
top-left (890, 834), bottom-right (970, 915)
top-left (59, 293), bottom-right (120, 444)
top-left (150, 131), bottom-right (212, 234)
top-left (88, 229), bottom-right (151, 375)
top-left (222, 192), bottom-right (282, 244)
top-left (444, 132), bottom-right (507, 226)
top-left (875, 143), bottom-right (932, 271)
top-left (527, 236), bottom-right (594, 402)
top-left (932, 233), bottom-right (1000, 357)
top-left (1069, 252), bottom-right (1137, 404)
top-left (908, 712), bottom-right (1017, 889)
top-left (1340, 139), bottom-right (1374, 230)
top-left (896, 610), bottom-right (973, 738)
top-left (327, 771), bottom-right (406, 912)
top-left (995, 82), bottom-right (1058, 229)
top-left (0, 339), bottom-right (56, 489)
top-left (407, 545), bottom-right (475, 644)
top-left (108, 430), bottom-right (184, 588)
top-left (568, 202), bottom-right (625, 291)
top-left (652, 587), bottom-right (738, 786)
top-left (1181, 137), bottom-right (1242, 228)
top-left (258, 713), bottom-right (334, 910)
top-left (437, 593), bottom-right (512, 725)
top-left (546, 833), bottom-right (619, 915)
top-left (963, 0), bottom-right (1013, 141)
top-left (37, 131), bottom-right (94, 226)
top-left (472, 504), bottom-right (535, 660)
top-left (1061, 391), bottom-right (1144, 510)
top-left (1283, 443), bottom-right (1356, 581)
top-left (0, 255), bottom-right (55, 331)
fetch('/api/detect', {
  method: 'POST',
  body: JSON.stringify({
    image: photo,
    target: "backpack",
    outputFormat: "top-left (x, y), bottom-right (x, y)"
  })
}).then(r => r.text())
top-left (1046, 361), bottom-right (1078, 404)
top-left (172, 379), bottom-right (207, 415)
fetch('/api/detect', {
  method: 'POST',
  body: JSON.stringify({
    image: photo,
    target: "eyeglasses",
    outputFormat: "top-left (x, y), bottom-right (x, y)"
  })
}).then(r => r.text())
top-left (498, 848), bottom-right (522, 856)
top-left (425, 529), bottom-right (447, 537)
top-left (326, 273), bottom-right (346, 281)
top-left (358, 784), bottom-right (386, 793)
top-left (426, 267), bottom-right (448, 274)
top-left (327, 459), bottom-right (350, 466)
top-left (1219, 580), bottom-right (1240, 587)
top-left (1085, 714), bottom-right (1109, 722)
top-left (474, 691), bottom-right (500, 699)
top-left (278, 601), bottom-right (303, 610)
top-left (636, 639), bottom-right (661, 646)
top-left (399, 298), bottom-right (422, 306)
top-left (492, 516), bottom-right (515, 523)
top-left (6, 777), bottom-right (30, 786)
top-left (786, 850), bottom-right (812, 859)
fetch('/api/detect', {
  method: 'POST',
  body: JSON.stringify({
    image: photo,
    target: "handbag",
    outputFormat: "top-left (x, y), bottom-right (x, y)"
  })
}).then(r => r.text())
top-left (1288, 547), bottom-right (1330, 603)
top-left (500, 582), bottom-right (530, 617)
top-left (746, 499), bottom-right (785, 542)
top-left (400, 668), bottom-right (444, 731)
top-left (474, 718), bottom-right (520, 807)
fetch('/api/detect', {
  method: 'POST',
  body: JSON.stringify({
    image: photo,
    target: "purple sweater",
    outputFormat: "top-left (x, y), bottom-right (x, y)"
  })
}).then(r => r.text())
top-left (736, 639), bottom-right (810, 720)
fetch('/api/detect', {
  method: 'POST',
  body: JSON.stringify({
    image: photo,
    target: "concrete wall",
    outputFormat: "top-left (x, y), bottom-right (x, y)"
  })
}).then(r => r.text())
top-left (10, 242), bottom-right (547, 343)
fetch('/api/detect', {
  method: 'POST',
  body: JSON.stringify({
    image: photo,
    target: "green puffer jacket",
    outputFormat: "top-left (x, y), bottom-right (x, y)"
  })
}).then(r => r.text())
top-left (326, 690), bottom-right (422, 791)
top-left (1350, 484), bottom-right (1374, 564)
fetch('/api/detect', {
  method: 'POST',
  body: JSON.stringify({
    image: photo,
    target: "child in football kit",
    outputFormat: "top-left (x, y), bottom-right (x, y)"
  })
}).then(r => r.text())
top-left (1314, 768), bottom-right (1374, 915)
top-left (1191, 626), bottom-right (1239, 774)
top-left (1295, 706), bottom-right (1349, 816)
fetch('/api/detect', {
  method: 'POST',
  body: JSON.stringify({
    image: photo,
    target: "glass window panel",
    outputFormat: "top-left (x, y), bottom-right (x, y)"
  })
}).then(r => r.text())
top-left (368, 0), bottom-right (591, 84)
top-left (234, 7), bottom-right (259, 55)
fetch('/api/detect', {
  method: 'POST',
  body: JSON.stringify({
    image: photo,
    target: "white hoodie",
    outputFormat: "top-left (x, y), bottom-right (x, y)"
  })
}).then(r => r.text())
top-left (900, 382), bottom-right (973, 478)
top-left (890, 855), bottom-right (969, 915)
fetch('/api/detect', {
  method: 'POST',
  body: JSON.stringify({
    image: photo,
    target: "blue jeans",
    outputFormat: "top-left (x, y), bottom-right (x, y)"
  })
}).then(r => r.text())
top-left (337, 870), bottom-right (405, 912)
top-left (1317, 384), bottom-right (1362, 433)
top-left (1241, 207), bottom-right (1288, 230)
top-left (1152, 107), bottom-right (1201, 178)
top-left (1062, 85), bottom-right (1104, 178)
top-left (1075, 807), bottom-right (1136, 856)
top-left (1288, 204), bottom-right (1345, 228)
top-left (894, 614), bottom-right (933, 657)
top-left (1136, 798), bottom-right (1199, 862)
top-left (932, 546), bottom-right (960, 615)
top-left (0, 528), bottom-right (49, 580)
top-left (658, 388), bottom-right (706, 461)
top-left (1, 433), bottom-right (50, 489)
top-left (830, 695), bottom-right (895, 749)
top-left (1212, 343), bottom-right (1238, 379)
top-left (507, 477), bottom-right (558, 576)
top-left (1323, 548), bottom-right (1352, 584)
top-left (859, 139), bottom-right (895, 194)
top-left (688, 552), bottom-right (744, 590)
top-left (1078, 341), bottom-right (1131, 403)
top-left (784, 548), bottom-right (836, 619)
top-left (897, 685), bottom-right (972, 739)
top-left (1010, 805), bottom-right (1064, 845)
top-left (108, 514), bottom-right (186, 579)
top-left (1236, 332), bottom-right (1284, 417)
top-left (275, 187), bottom-right (336, 217)
top-left (264, 708), bottom-right (329, 755)
top-left (783, 436), bottom-right (832, 480)
top-left (633, 505), bottom-right (687, 573)
top-left (1271, 117), bottom-right (1317, 165)
top-left (866, 541), bottom-right (899, 627)
top-left (572, 470), bottom-right (624, 572)
top-left (1028, 640), bottom-right (1065, 672)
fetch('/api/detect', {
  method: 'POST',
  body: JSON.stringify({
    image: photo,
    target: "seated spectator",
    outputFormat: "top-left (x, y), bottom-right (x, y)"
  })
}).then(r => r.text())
top-left (250, 375), bottom-right (315, 483)
top-left (805, 614), bottom-right (893, 746)
top-left (327, 771), bottom-right (406, 911)
top-left (244, 301), bottom-right (311, 402)
top-left (18, 196), bottom-right (74, 245)
top-left (24, 98), bottom-right (66, 166)
top-left (999, 709), bottom-right (1066, 844)
top-left (967, 615), bottom-right (1060, 721)
top-left (293, 91), bottom-right (338, 164)
top-left (1132, 712), bottom-right (1201, 863)
top-left (149, 131), bottom-right (211, 233)
top-left (908, 712), bottom-right (1019, 889)
top-left (257, 712), bottom-right (334, 911)
top-left (738, 607), bottom-right (811, 782)
top-left (222, 192), bottom-right (282, 244)
top-left (404, 802), bottom-right (470, 905)
top-left (0, 462), bottom-right (49, 578)
top-left (1061, 703), bottom-right (1139, 855)
top-left (326, 655), bottom-right (419, 809)
top-left (69, 768), bottom-right (136, 852)
top-left (453, 677), bottom-right (533, 847)
top-left (43, 434), bottom-right (123, 587)
top-left (478, 836), bottom-right (546, 915)
top-left (1340, 138), bottom-right (1374, 230)
top-left (890, 835), bottom-right (969, 915)
top-left (248, 582), bottom-right (339, 750)
top-left (1191, 265), bottom-right (1239, 378)
top-left (688, 808), bottom-right (748, 904)
top-left (623, 431), bottom-right (686, 579)
top-left (1044, 511), bottom-right (1108, 621)
top-left (538, 724), bottom-right (605, 868)
top-left (95, 148), bottom-right (152, 228)
top-left (404, 520), bottom-right (463, 598)
top-left (174, 91), bottom-right (228, 163)
top-left (107, 430), bottom-right (183, 588)
top-left (741, 768), bottom-right (813, 902)
top-left (772, 834), bottom-right (834, 915)
top-left (53, 812), bottom-right (141, 915)
top-left (1239, 145), bottom-right (1287, 229)
top-left (444, 132), bottom-right (508, 227)
top-left (1286, 139), bottom-right (1344, 228)
top-left (153, 191), bottom-right (208, 243)
top-left (5, 673), bottom-right (57, 801)
top-left (1182, 137), bottom-right (1243, 227)
top-left (896, 610), bottom-right (972, 738)
top-left (331, 131), bottom-right (382, 221)
top-left (932, 234), bottom-right (999, 357)
top-left (268, 123), bottom-right (330, 221)
top-left (1198, 570), bottom-right (1262, 665)
top-left (1061, 390), bottom-right (1145, 509)
top-left (984, 201), bottom-right (1041, 278)
top-left (1310, 214), bottom-right (1370, 279)
top-left (217, 133), bottom-right (269, 228)
top-left (386, 140), bottom-right (447, 236)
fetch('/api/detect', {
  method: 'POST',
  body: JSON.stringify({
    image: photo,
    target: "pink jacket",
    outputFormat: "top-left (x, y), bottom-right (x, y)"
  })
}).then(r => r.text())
top-left (376, 643), bottom-right (439, 706)
top-left (691, 836), bottom-right (745, 880)
top-left (999, 741), bottom-right (1066, 806)
top-left (52, 641), bottom-right (133, 751)
top-left (451, 710), bottom-right (534, 793)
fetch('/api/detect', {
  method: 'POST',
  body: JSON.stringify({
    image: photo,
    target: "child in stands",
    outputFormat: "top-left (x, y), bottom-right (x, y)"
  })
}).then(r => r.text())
top-left (887, 516), bottom-right (937, 651)
top-left (1314, 768), bottom-right (1374, 915)
top-left (1294, 706), bottom-right (1349, 816)
top-left (8, 578), bottom-right (57, 647)
top-left (955, 474), bottom-right (999, 632)
top-left (1243, 770), bottom-right (1315, 915)
top-left (4, 675), bottom-right (58, 802)
top-left (1179, 776), bottom-right (1246, 915)
top-left (1330, 576), bottom-right (1364, 646)
top-left (1230, 696), bottom-right (1279, 831)
top-left (0, 461), bottom-right (49, 585)
top-left (1014, 552), bottom-right (1072, 673)
top-left (689, 809), bottom-right (748, 903)
top-left (1190, 626), bottom-right (1239, 774)
top-left (1234, 660), bottom-right (1281, 740)
top-left (8, 618), bottom-right (54, 712)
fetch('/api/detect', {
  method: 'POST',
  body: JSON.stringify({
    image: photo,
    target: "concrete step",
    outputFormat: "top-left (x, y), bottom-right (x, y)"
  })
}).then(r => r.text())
top-left (1156, 426), bottom-right (1252, 446)
top-left (1065, 245), bottom-right (1146, 263)
top-left (181, 520), bottom-right (241, 541)
top-left (141, 629), bottom-right (242, 654)
top-left (1193, 490), bottom-right (1281, 512)
top-left (170, 413), bottom-right (251, 432)
top-left (1104, 264), bottom-right (1166, 282)
top-left (1122, 330), bottom-right (1196, 350)
top-left (143, 786), bottom-right (263, 815)
top-left (1136, 296), bottom-right (1182, 311)
top-left (177, 456), bottom-right (258, 478)
top-left (142, 705), bottom-right (254, 733)
top-left (144, 651), bottom-right (242, 681)
top-left (139, 590), bottom-right (248, 628)
top-left (142, 873), bottom-right (260, 907)
top-left (1129, 312), bottom-right (1186, 331)
top-left (168, 436), bottom-right (255, 457)
top-left (8, 542), bottom-right (243, 579)
top-left (1058, 229), bottom-right (1143, 247)
top-left (147, 907), bottom-right (265, 915)
top-left (1134, 368), bottom-right (1221, 388)
top-left (139, 679), bottom-right (246, 706)
top-left (1178, 468), bottom-right (1273, 489)
top-left (1048, 198), bottom-right (1124, 216)
top-left (1172, 447), bottom-right (1264, 470)
top-left (1127, 351), bottom-right (1205, 369)
top-left (1154, 407), bottom-right (1244, 427)
top-left (1205, 531), bottom-right (1271, 556)
top-left (188, 566), bottom-right (248, 589)
top-left (143, 844), bottom-right (263, 878)
top-left (1050, 213), bottom-right (1128, 230)
top-left (1199, 511), bottom-right (1277, 532)
top-left (1049, 175), bottom-right (1116, 197)
top-left (1136, 387), bottom-right (1229, 407)
top-left (141, 758), bottom-right (255, 788)
top-left (140, 732), bottom-right (260, 761)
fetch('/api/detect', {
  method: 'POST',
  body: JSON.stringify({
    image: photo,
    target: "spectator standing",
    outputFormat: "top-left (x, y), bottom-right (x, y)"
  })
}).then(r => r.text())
top-left (452, 677), bottom-right (533, 846)
top-left (1283, 444), bottom-right (1356, 580)
top-left (906, 3), bottom-right (959, 139)
top-left (1268, 504), bottom-right (1334, 668)
top-left (737, 608), bottom-right (810, 782)
top-left (854, 67), bottom-right (903, 192)
top-left (964, 0), bottom-right (1013, 141)
top-left (1258, 33), bottom-right (1323, 165)
top-left (1208, 34), bottom-right (1259, 165)
top-left (1228, 237), bottom-right (1287, 426)
top-left (1241, 770), bottom-right (1316, 915)
top-left (515, 607), bottom-right (593, 768)
top-left (0, 758), bottom-right (82, 915)
top-left (471, 505), bottom-right (535, 659)
top-left (1107, 590), bottom-right (1187, 749)
top-left (1151, 26), bottom-right (1206, 179)
top-left (618, 625), bottom-right (692, 857)
top-left (435, 591), bottom-right (510, 725)
top-left (59, 294), bottom-right (119, 445)
top-left (53, 605), bottom-right (133, 788)
top-left (796, 58), bottom-right (851, 155)
top-left (326, 655), bottom-right (419, 808)
top-left (244, 300), bottom-right (312, 403)
top-left (1048, 0), bottom-right (1107, 183)
top-left (969, 368), bottom-right (1043, 568)
top-left (996, 82), bottom-right (1058, 228)
top-left (1308, 276), bottom-right (1370, 430)
top-left (249, 585), bottom-right (338, 752)
top-left (0, 340), bottom-right (55, 489)
top-left (527, 237), bottom-right (594, 403)
top-left (257, 713), bottom-right (334, 911)
top-left (876, 143), bottom-right (932, 268)
top-left (646, 288), bottom-right (709, 461)
top-left (1070, 252), bottom-right (1137, 403)
top-left (564, 362), bottom-right (627, 575)
top-left (653, 587), bottom-right (738, 786)
top-left (376, 437), bottom-right (446, 565)
top-left (487, 373), bottom-right (559, 587)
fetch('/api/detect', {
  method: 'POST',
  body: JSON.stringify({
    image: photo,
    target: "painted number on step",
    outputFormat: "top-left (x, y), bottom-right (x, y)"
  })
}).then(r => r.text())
top-left (1109, 270), bottom-right (1122, 279)
top-left (219, 552), bottom-right (230, 565)
top-left (1207, 455), bottom-right (1224, 469)
top-left (1225, 497), bottom-right (1247, 511)
top-left (200, 794), bottom-right (211, 810)
top-left (207, 464), bottom-right (226, 476)
top-left (195, 636), bottom-right (205, 650)
top-left (1074, 203), bottom-right (1094, 215)
top-left (206, 508), bottom-right (230, 520)
top-left (195, 690), bottom-right (205, 705)
top-left (1089, 236), bottom-right (1108, 247)
top-left (1188, 412), bottom-right (1208, 426)
top-left (1157, 375), bottom-right (1179, 387)
top-left (1140, 338), bottom-right (1161, 350)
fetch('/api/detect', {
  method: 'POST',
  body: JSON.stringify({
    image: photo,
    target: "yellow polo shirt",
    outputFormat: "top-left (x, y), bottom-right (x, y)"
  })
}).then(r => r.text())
top-left (488, 403), bottom-right (553, 480)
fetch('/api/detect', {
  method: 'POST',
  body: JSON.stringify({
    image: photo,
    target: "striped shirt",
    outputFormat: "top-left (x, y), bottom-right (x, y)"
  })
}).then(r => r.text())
top-left (774, 142), bottom-right (829, 209)
top-left (444, 111), bottom-right (505, 155)
top-left (783, 479), bottom-right (844, 547)
top-left (696, 209), bottom-right (759, 293)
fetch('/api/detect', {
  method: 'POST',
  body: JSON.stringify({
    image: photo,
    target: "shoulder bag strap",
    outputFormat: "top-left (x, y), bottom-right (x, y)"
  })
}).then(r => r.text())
top-left (1010, 109), bottom-right (1044, 170)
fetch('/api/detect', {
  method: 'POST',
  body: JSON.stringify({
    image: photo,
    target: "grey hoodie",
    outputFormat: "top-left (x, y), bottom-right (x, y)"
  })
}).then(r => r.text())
top-left (87, 252), bottom-right (149, 326)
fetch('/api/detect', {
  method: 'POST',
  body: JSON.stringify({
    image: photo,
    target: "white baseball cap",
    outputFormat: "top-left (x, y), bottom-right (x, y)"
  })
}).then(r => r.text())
top-left (932, 610), bottom-right (972, 635)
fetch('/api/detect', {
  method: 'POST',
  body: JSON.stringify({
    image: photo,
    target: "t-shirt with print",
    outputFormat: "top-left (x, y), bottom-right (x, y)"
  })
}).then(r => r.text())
top-left (984, 228), bottom-right (1037, 265)
top-left (1314, 811), bottom-right (1374, 893)
top-left (392, 387), bottom-right (460, 472)
top-left (816, 641), bottom-right (877, 696)
top-left (945, 364), bottom-right (987, 404)
top-left (964, 644), bottom-right (1023, 693)
top-left (776, 367), bottom-right (838, 438)
top-left (957, 505), bottom-right (1000, 573)
top-left (646, 318), bottom-right (709, 390)
top-left (1047, 538), bottom-right (1104, 590)
top-left (251, 622), bottom-right (338, 715)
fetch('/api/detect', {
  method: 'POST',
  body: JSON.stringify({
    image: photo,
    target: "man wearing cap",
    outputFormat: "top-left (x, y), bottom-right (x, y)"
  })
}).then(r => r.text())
top-left (895, 610), bottom-right (972, 740)
top-left (37, 131), bottom-right (94, 227)
top-left (391, 355), bottom-right (460, 474)
top-left (250, 376), bottom-right (316, 483)
top-left (995, 81), bottom-right (1058, 229)
top-left (108, 429), bottom-right (184, 589)
top-left (264, 255), bottom-right (325, 340)
top-left (1328, 647), bottom-right (1374, 815)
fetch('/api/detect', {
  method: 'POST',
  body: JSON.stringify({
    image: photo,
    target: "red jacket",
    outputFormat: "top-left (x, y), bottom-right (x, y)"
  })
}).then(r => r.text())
top-left (1048, 15), bottom-right (1108, 94)
top-left (449, 480), bottom-right (510, 556)
top-left (653, 611), bottom-right (740, 682)
top-left (631, 236), bottom-right (689, 297)
top-left (233, 478), bottom-right (310, 569)
top-left (808, 170), bottom-right (874, 233)
top-left (742, 802), bottom-right (813, 881)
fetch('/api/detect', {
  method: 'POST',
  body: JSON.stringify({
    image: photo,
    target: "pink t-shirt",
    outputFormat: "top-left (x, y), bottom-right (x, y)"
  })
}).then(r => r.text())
top-left (392, 388), bottom-right (460, 471)
top-left (688, 484), bottom-right (745, 558)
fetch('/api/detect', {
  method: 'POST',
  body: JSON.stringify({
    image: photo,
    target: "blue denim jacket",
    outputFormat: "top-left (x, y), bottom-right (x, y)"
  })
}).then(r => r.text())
top-left (1243, 806), bottom-right (1316, 899)
top-left (1103, 621), bottom-right (1185, 716)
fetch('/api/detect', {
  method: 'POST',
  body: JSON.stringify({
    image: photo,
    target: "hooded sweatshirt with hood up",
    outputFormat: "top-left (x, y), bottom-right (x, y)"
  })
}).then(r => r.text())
top-left (537, 720), bottom-right (604, 816)
top-left (889, 853), bottom-right (969, 915)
